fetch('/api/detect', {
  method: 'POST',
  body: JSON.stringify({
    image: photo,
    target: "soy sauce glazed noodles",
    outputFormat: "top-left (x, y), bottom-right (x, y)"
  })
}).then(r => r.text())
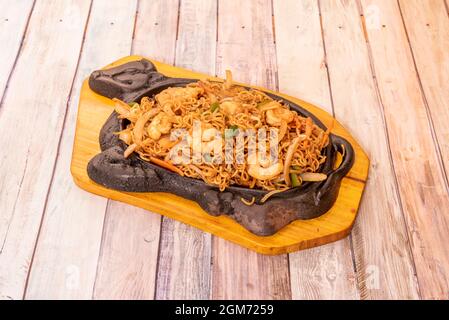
top-left (114, 71), bottom-right (331, 203)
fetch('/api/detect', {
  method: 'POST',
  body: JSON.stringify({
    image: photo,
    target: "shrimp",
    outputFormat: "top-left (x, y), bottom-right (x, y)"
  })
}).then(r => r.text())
top-left (147, 112), bottom-right (173, 140)
top-left (248, 160), bottom-right (283, 180)
top-left (158, 135), bottom-right (178, 149)
top-left (220, 100), bottom-right (241, 115)
top-left (266, 107), bottom-right (294, 126)
top-left (133, 111), bottom-right (154, 144)
top-left (156, 87), bottom-right (203, 105)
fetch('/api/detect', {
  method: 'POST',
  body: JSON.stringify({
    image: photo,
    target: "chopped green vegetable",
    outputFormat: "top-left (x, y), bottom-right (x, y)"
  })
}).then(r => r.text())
top-left (210, 102), bottom-right (220, 112)
top-left (128, 101), bottom-right (138, 107)
top-left (290, 173), bottom-right (301, 187)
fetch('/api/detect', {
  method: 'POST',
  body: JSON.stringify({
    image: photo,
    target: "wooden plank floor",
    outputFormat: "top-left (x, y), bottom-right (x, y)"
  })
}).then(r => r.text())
top-left (0, 0), bottom-right (448, 300)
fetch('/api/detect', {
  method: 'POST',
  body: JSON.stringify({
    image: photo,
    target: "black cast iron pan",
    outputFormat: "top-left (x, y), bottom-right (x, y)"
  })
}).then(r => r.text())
top-left (86, 59), bottom-right (354, 236)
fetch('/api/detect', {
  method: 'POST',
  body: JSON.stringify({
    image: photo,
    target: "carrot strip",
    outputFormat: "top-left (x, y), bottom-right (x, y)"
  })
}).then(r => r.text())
top-left (150, 156), bottom-right (184, 176)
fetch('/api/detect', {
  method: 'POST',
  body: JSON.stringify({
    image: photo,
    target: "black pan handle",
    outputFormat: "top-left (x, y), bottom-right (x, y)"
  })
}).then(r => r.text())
top-left (89, 59), bottom-right (195, 103)
top-left (315, 134), bottom-right (355, 203)
top-left (329, 134), bottom-right (355, 179)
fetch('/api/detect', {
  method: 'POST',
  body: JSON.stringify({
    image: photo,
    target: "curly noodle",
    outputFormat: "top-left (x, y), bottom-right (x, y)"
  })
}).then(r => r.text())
top-left (114, 71), bottom-right (330, 195)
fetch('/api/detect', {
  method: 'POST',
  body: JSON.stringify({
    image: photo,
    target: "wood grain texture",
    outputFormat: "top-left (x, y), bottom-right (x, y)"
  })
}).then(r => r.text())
top-left (361, 0), bottom-right (449, 299)
top-left (0, 0), bottom-right (34, 104)
top-left (93, 201), bottom-right (159, 299)
top-left (399, 0), bottom-right (449, 192)
top-left (274, 0), bottom-right (332, 109)
top-left (320, 0), bottom-right (419, 299)
top-left (273, 0), bottom-right (359, 299)
top-left (155, 0), bottom-right (217, 300)
top-left (0, 0), bottom-right (91, 300)
top-left (212, 0), bottom-right (290, 300)
top-left (399, 0), bottom-right (449, 174)
top-left (132, 0), bottom-right (179, 63)
top-left (288, 241), bottom-right (358, 299)
top-left (24, 0), bottom-right (138, 300)
top-left (174, 0), bottom-right (217, 74)
top-left (2, 0), bottom-right (443, 299)
top-left (92, 0), bottom-right (176, 300)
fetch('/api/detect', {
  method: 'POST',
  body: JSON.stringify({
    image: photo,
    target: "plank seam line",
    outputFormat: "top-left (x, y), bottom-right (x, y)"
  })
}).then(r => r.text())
top-left (271, 0), bottom-right (276, 44)
top-left (215, 0), bottom-right (219, 44)
top-left (93, 0), bottom-right (146, 299)
top-left (173, 0), bottom-right (182, 66)
top-left (22, 0), bottom-right (95, 299)
top-left (270, 0), bottom-right (279, 92)
top-left (356, 0), bottom-right (421, 299)
top-left (397, 0), bottom-right (449, 196)
top-left (208, 230), bottom-right (214, 299)
top-left (271, 0), bottom-right (302, 300)
top-left (0, 0), bottom-right (36, 114)
top-left (152, 0), bottom-right (182, 300)
top-left (318, 0), bottom-right (360, 299)
top-left (0, 144), bottom-right (30, 254)
top-left (317, 0), bottom-right (337, 118)
top-left (91, 200), bottom-right (110, 299)
top-left (130, 0), bottom-right (140, 51)
top-left (209, 0), bottom-right (220, 299)
top-left (152, 215), bottom-right (164, 300)
top-left (270, 0), bottom-right (292, 300)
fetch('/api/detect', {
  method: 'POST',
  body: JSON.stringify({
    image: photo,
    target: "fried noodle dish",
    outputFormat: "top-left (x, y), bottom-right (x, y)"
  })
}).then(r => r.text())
top-left (113, 71), bottom-right (331, 203)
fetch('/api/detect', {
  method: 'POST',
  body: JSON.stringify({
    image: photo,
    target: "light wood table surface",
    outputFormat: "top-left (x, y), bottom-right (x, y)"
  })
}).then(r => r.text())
top-left (0, 0), bottom-right (448, 299)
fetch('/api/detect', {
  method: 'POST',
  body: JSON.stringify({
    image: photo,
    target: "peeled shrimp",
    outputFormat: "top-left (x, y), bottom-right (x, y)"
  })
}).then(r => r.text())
top-left (266, 107), bottom-right (294, 126)
top-left (220, 100), bottom-right (241, 115)
top-left (248, 160), bottom-right (283, 180)
top-left (133, 111), bottom-right (154, 144)
top-left (156, 87), bottom-right (203, 106)
top-left (147, 112), bottom-right (173, 140)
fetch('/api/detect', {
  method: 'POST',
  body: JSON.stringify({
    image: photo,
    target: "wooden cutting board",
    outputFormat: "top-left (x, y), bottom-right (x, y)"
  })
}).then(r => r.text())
top-left (71, 55), bottom-right (369, 255)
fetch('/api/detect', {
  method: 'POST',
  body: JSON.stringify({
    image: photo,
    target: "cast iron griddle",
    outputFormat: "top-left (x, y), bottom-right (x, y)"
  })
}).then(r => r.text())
top-left (86, 59), bottom-right (354, 236)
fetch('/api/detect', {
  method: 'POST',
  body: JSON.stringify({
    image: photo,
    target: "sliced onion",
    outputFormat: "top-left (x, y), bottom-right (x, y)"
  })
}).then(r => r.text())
top-left (224, 70), bottom-right (233, 89)
top-left (113, 98), bottom-right (131, 116)
top-left (133, 111), bottom-right (155, 144)
top-left (124, 143), bottom-right (138, 158)
top-left (300, 172), bottom-right (327, 182)
top-left (283, 135), bottom-right (305, 186)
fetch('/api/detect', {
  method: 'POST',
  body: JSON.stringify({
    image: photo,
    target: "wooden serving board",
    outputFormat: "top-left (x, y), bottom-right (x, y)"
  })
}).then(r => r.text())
top-left (71, 55), bottom-right (369, 255)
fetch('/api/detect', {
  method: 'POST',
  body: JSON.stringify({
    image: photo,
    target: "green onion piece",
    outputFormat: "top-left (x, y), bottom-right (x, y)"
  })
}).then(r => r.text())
top-left (210, 102), bottom-right (220, 112)
top-left (290, 173), bottom-right (301, 187)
